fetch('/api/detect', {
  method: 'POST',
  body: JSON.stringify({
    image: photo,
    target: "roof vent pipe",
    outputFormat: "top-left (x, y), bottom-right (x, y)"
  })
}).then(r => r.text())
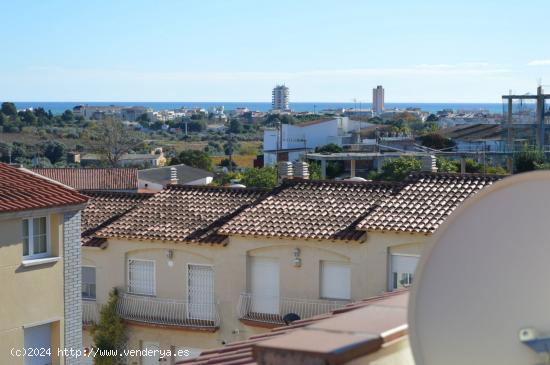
top-left (278, 161), bottom-right (293, 182)
top-left (293, 161), bottom-right (309, 179)
top-left (421, 155), bottom-right (438, 173)
top-left (170, 166), bottom-right (178, 184)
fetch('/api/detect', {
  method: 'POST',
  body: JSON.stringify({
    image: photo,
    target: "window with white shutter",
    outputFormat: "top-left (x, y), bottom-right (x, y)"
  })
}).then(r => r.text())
top-left (82, 266), bottom-right (96, 299)
top-left (389, 254), bottom-right (419, 291)
top-left (128, 259), bottom-right (155, 296)
top-left (320, 261), bottom-right (351, 300)
top-left (188, 264), bottom-right (215, 320)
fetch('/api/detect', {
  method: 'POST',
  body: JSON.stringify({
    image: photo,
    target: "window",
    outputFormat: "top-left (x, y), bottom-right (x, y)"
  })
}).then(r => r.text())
top-left (320, 261), bottom-right (351, 300)
top-left (22, 216), bottom-right (49, 259)
top-left (128, 259), bottom-right (155, 296)
top-left (82, 266), bottom-right (96, 300)
top-left (389, 254), bottom-right (419, 291)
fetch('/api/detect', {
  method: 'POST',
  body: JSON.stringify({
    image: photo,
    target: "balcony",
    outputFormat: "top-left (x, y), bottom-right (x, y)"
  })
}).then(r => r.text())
top-left (82, 300), bottom-right (100, 326)
top-left (237, 292), bottom-right (347, 326)
top-left (116, 292), bottom-right (220, 330)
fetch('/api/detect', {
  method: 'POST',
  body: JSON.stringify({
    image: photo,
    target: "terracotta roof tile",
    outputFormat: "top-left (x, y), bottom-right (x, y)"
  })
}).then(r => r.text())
top-left (31, 168), bottom-right (138, 191)
top-left (80, 191), bottom-right (153, 247)
top-left (95, 185), bottom-right (267, 244)
top-left (357, 172), bottom-right (503, 233)
top-left (0, 163), bottom-right (88, 213)
top-left (219, 179), bottom-right (400, 241)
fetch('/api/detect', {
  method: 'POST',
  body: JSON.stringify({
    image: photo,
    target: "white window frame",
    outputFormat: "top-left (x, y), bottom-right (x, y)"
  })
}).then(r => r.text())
top-left (22, 215), bottom-right (51, 260)
top-left (127, 259), bottom-right (156, 296)
top-left (388, 253), bottom-right (420, 291)
top-left (82, 265), bottom-right (97, 300)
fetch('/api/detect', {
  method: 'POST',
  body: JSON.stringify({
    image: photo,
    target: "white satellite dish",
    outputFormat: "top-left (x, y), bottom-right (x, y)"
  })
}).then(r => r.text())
top-left (409, 171), bottom-right (550, 365)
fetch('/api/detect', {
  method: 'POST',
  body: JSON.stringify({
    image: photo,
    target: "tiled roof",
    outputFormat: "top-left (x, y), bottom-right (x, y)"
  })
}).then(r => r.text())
top-left (219, 179), bottom-right (400, 241)
top-left (95, 185), bottom-right (267, 244)
top-left (31, 168), bottom-right (138, 191)
top-left (0, 163), bottom-right (88, 213)
top-left (177, 290), bottom-right (408, 365)
top-left (358, 172), bottom-right (503, 233)
top-left (80, 191), bottom-right (153, 247)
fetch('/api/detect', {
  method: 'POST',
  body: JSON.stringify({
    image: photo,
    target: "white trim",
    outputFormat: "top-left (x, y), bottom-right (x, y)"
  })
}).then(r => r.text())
top-left (22, 215), bottom-right (51, 260)
top-left (22, 256), bottom-right (61, 267)
top-left (127, 259), bottom-right (156, 296)
top-left (81, 265), bottom-right (97, 300)
top-left (23, 317), bottom-right (63, 329)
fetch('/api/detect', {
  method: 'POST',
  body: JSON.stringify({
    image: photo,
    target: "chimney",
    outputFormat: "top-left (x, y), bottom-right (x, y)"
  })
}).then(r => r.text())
top-left (293, 161), bottom-right (309, 179)
top-left (278, 161), bottom-right (293, 182)
top-left (169, 166), bottom-right (178, 184)
top-left (421, 155), bottom-right (437, 172)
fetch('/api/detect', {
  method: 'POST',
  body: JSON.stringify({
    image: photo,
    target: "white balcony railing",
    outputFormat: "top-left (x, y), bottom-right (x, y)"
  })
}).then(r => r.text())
top-left (117, 292), bottom-right (220, 329)
top-left (237, 292), bottom-right (348, 325)
top-left (82, 300), bottom-right (100, 325)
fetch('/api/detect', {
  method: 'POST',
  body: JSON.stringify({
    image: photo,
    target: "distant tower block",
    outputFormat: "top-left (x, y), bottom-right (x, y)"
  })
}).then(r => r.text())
top-left (372, 85), bottom-right (385, 115)
top-left (421, 155), bottom-right (437, 172)
top-left (272, 85), bottom-right (290, 111)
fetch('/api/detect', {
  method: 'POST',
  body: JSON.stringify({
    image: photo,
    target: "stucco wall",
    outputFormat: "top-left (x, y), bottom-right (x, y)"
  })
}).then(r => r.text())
top-left (82, 231), bottom-right (427, 361)
top-left (0, 213), bottom-right (65, 365)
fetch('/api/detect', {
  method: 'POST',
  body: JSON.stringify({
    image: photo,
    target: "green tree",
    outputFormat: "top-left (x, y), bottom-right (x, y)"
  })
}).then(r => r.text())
top-left (228, 119), bottom-right (243, 134)
top-left (170, 150), bottom-right (213, 171)
top-left (20, 109), bottom-right (37, 125)
top-left (42, 141), bottom-right (67, 164)
top-left (373, 157), bottom-right (422, 181)
top-left (223, 138), bottom-right (240, 171)
top-left (436, 157), bottom-right (459, 173)
top-left (426, 114), bottom-right (439, 122)
top-left (514, 149), bottom-right (547, 173)
top-left (240, 167), bottom-right (277, 188)
top-left (61, 109), bottom-right (74, 122)
top-left (419, 133), bottom-right (455, 150)
top-left (90, 289), bottom-right (127, 365)
top-left (315, 143), bottom-right (343, 154)
top-left (1, 102), bottom-right (17, 117)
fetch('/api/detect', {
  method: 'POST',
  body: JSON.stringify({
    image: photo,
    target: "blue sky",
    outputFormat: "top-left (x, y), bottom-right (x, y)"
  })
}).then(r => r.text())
top-left (2, 0), bottom-right (550, 102)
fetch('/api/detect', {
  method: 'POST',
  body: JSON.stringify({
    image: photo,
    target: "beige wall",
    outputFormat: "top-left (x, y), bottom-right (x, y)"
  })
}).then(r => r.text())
top-left (83, 230), bottom-right (427, 362)
top-left (347, 337), bottom-right (415, 365)
top-left (0, 213), bottom-right (65, 365)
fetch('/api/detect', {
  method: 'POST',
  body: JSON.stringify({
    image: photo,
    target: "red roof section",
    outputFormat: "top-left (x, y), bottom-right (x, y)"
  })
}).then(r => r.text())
top-left (31, 168), bottom-right (138, 191)
top-left (177, 290), bottom-right (408, 365)
top-left (0, 164), bottom-right (88, 213)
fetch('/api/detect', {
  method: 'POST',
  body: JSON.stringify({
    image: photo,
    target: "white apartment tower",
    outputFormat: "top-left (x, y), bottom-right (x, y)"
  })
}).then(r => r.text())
top-left (372, 85), bottom-right (384, 114)
top-left (272, 84), bottom-right (290, 111)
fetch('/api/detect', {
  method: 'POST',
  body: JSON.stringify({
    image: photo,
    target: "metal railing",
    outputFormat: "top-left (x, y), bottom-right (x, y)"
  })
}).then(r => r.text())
top-left (117, 292), bottom-right (220, 329)
top-left (237, 292), bottom-right (348, 325)
top-left (82, 300), bottom-right (100, 325)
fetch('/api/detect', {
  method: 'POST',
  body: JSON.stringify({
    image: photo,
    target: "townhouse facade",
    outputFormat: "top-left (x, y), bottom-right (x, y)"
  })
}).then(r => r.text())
top-left (79, 172), bottom-right (501, 365)
top-left (0, 163), bottom-right (88, 365)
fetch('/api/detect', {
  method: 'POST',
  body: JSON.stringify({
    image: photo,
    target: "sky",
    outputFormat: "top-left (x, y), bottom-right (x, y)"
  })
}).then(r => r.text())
top-left (2, 0), bottom-right (550, 103)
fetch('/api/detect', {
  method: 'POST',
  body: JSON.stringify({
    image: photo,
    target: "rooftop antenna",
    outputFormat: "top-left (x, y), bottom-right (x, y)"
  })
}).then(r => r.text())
top-left (409, 172), bottom-right (550, 365)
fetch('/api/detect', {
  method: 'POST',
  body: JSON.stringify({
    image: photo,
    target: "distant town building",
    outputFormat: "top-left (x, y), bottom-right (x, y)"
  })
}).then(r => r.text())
top-left (263, 117), bottom-right (367, 166)
top-left (373, 85), bottom-right (385, 114)
top-left (272, 84), bottom-right (290, 111)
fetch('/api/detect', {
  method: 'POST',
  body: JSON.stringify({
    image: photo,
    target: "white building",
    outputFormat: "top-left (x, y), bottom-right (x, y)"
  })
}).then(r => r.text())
top-left (263, 117), bottom-right (368, 166)
top-left (373, 85), bottom-right (385, 114)
top-left (272, 84), bottom-right (290, 111)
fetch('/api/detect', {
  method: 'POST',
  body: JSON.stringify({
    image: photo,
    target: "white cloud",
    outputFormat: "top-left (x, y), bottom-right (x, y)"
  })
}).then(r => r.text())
top-left (527, 60), bottom-right (550, 66)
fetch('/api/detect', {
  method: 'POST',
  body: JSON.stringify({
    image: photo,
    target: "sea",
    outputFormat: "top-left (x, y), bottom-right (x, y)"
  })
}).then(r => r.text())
top-left (11, 102), bottom-right (504, 115)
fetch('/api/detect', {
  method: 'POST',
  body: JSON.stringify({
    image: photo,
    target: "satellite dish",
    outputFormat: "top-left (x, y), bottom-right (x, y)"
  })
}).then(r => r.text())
top-left (409, 171), bottom-right (550, 365)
